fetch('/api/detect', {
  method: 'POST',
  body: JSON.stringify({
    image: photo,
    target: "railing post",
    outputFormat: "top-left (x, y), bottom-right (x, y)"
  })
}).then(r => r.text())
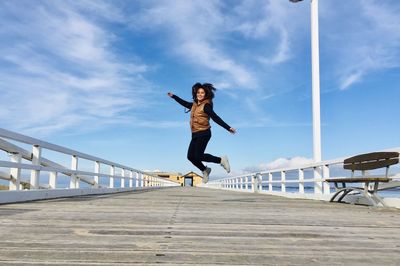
top-left (268, 173), bottom-right (273, 192)
top-left (257, 174), bottom-right (263, 192)
top-left (109, 165), bottom-right (115, 188)
top-left (299, 169), bottom-right (305, 194)
top-left (70, 155), bottom-right (78, 189)
top-left (9, 152), bottom-right (22, 190)
top-left (252, 174), bottom-right (260, 193)
top-left (314, 166), bottom-right (323, 194)
top-left (49, 171), bottom-right (57, 189)
top-left (121, 169), bottom-right (125, 188)
top-left (30, 145), bottom-right (41, 189)
top-left (281, 171), bottom-right (286, 193)
top-left (323, 165), bottom-right (330, 195)
top-left (129, 171), bottom-right (133, 188)
top-left (94, 161), bottom-right (100, 188)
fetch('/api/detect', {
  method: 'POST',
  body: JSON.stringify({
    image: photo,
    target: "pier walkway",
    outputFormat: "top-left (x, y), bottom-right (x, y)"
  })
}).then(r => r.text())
top-left (1, 187), bottom-right (400, 265)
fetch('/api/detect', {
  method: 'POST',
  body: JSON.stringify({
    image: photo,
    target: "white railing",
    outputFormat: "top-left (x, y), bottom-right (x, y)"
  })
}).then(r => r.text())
top-left (205, 148), bottom-right (400, 207)
top-left (0, 128), bottom-right (179, 203)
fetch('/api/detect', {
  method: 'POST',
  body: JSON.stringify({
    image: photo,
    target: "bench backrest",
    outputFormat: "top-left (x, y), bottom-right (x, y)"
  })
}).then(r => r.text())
top-left (344, 152), bottom-right (399, 171)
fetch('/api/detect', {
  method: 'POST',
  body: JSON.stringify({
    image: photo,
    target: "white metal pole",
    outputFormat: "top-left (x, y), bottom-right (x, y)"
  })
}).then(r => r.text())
top-left (311, 0), bottom-right (321, 162)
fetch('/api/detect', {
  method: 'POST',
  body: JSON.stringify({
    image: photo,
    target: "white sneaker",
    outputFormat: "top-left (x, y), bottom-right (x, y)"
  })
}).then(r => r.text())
top-left (202, 167), bottom-right (211, 183)
top-left (220, 155), bottom-right (230, 173)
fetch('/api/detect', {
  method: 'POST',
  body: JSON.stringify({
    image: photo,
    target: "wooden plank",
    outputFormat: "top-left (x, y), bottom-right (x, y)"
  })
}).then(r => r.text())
top-left (344, 158), bottom-right (399, 171)
top-left (344, 152), bottom-right (399, 163)
top-left (344, 152), bottom-right (399, 171)
top-left (0, 187), bottom-right (400, 265)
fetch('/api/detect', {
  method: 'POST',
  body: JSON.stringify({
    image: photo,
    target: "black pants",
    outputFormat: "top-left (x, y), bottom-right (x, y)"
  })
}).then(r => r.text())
top-left (187, 134), bottom-right (221, 172)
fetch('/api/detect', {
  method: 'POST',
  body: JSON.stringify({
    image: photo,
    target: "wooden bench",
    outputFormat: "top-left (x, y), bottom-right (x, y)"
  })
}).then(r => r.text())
top-left (325, 152), bottom-right (399, 206)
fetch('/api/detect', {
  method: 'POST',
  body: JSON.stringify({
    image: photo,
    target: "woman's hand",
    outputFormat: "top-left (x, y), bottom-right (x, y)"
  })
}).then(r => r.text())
top-left (167, 92), bottom-right (174, 97)
top-left (229, 128), bottom-right (236, 134)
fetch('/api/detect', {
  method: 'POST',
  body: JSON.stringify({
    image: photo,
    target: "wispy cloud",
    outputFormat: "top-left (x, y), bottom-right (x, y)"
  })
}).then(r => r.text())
top-left (0, 1), bottom-right (152, 135)
top-left (0, 0), bottom-right (308, 136)
top-left (330, 0), bottom-right (400, 90)
top-left (2, 0), bottom-right (395, 139)
top-left (128, 1), bottom-right (256, 89)
top-left (233, 1), bottom-right (295, 65)
top-left (129, 0), bottom-right (299, 91)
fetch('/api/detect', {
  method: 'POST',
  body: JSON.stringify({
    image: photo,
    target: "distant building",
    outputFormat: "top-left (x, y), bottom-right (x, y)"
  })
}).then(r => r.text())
top-left (181, 171), bottom-right (203, 187)
top-left (150, 171), bottom-right (203, 187)
top-left (150, 172), bottom-right (182, 184)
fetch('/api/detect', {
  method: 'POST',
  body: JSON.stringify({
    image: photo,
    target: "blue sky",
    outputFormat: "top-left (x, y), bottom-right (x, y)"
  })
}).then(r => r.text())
top-left (0, 0), bottom-right (399, 179)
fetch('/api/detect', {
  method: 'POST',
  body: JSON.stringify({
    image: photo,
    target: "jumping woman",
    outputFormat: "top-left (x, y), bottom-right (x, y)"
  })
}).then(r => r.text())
top-left (167, 82), bottom-right (236, 183)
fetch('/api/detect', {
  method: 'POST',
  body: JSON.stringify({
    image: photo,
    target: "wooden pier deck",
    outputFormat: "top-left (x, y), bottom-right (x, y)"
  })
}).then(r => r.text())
top-left (1, 187), bottom-right (400, 265)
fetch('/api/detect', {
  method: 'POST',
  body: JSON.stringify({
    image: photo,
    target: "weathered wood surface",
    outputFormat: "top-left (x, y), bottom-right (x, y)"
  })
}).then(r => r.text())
top-left (1, 187), bottom-right (400, 265)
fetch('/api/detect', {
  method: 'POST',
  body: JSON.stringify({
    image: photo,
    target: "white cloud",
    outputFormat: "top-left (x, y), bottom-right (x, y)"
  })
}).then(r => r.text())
top-left (243, 156), bottom-right (314, 173)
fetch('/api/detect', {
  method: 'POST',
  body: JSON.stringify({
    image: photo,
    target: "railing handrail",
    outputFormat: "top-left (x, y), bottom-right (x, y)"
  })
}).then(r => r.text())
top-left (210, 147), bottom-right (400, 183)
top-left (0, 127), bottom-right (179, 200)
top-left (0, 128), bottom-right (142, 173)
top-left (205, 147), bottom-right (400, 208)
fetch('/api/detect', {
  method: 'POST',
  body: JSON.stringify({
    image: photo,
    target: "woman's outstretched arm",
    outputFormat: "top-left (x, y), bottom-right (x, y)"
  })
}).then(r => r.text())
top-left (204, 104), bottom-right (236, 134)
top-left (167, 92), bottom-right (193, 109)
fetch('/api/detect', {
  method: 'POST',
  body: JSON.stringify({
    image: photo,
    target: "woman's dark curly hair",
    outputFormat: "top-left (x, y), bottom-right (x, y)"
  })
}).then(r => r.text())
top-left (192, 82), bottom-right (217, 102)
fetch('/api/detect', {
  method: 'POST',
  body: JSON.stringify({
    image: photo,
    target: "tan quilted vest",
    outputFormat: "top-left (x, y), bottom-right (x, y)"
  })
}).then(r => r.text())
top-left (190, 99), bottom-right (211, 132)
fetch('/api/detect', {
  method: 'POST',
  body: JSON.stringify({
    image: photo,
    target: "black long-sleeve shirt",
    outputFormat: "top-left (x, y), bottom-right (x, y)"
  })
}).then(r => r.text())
top-left (172, 95), bottom-right (231, 137)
